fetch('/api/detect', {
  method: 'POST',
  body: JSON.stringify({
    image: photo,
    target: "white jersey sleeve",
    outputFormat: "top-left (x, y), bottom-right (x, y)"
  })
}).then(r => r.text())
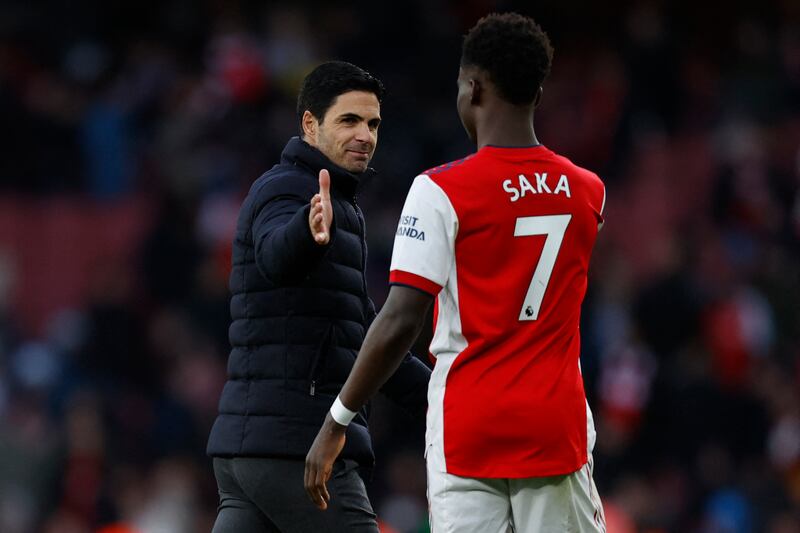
top-left (389, 175), bottom-right (458, 295)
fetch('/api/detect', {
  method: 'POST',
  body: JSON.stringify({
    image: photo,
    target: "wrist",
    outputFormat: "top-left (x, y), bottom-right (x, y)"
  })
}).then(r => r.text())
top-left (329, 396), bottom-right (357, 426)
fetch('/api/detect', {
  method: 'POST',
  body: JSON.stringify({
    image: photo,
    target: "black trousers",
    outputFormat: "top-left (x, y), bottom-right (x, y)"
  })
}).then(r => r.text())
top-left (211, 457), bottom-right (379, 533)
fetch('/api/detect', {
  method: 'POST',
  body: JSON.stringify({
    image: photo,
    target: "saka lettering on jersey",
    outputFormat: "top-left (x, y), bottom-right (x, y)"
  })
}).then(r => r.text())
top-left (502, 173), bottom-right (571, 202)
top-left (396, 214), bottom-right (425, 240)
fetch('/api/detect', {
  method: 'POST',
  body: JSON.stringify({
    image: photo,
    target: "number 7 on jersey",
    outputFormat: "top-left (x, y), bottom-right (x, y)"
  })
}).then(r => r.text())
top-left (514, 214), bottom-right (572, 321)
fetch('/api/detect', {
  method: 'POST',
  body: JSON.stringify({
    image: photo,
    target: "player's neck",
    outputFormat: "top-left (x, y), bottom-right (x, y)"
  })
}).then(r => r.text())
top-left (476, 109), bottom-right (539, 149)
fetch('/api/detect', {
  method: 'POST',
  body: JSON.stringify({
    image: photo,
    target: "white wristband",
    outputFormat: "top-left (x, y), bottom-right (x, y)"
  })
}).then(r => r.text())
top-left (330, 396), bottom-right (357, 426)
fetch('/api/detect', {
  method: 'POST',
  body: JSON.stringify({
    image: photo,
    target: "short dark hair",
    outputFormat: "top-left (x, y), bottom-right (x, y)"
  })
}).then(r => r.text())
top-left (461, 13), bottom-right (554, 106)
top-left (296, 61), bottom-right (385, 126)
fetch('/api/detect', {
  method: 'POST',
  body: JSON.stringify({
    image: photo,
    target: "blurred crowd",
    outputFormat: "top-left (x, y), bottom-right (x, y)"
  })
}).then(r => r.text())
top-left (0, 0), bottom-right (798, 532)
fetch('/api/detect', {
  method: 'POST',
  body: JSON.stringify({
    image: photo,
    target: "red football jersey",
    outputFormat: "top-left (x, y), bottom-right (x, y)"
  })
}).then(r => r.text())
top-left (389, 145), bottom-right (605, 478)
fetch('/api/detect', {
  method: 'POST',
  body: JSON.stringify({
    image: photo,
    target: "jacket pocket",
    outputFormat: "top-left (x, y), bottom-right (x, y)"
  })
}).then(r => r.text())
top-left (309, 322), bottom-right (335, 396)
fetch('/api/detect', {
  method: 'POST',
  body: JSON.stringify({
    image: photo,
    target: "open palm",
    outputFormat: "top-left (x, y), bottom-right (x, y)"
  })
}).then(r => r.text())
top-left (309, 169), bottom-right (333, 244)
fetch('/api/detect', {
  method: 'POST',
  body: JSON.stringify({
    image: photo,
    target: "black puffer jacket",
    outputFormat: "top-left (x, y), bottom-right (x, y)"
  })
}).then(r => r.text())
top-left (207, 137), bottom-right (430, 467)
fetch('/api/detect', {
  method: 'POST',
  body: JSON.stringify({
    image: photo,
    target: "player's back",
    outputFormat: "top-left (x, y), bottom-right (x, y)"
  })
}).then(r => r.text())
top-left (429, 144), bottom-right (604, 345)
top-left (390, 144), bottom-right (605, 478)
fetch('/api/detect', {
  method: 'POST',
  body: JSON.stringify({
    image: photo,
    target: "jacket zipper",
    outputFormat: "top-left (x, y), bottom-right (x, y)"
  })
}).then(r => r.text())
top-left (309, 323), bottom-right (334, 396)
top-left (309, 198), bottom-right (365, 397)
top-left (353, 196), bottom-right (368, 296)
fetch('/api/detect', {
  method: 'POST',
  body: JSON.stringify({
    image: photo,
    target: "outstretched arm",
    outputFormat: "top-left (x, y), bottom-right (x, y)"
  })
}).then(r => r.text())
top-left (304, 285), bottom-right (433, 509)
top-left (253, 169), bottom-right (334, 283)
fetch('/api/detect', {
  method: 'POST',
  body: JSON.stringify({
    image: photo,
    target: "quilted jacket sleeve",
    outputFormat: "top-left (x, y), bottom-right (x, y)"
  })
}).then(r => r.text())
top-left (250, 174), bottom-right (337, 285)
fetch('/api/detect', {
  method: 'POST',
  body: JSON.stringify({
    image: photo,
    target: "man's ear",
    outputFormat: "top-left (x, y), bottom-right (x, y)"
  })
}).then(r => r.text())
top-left (533, 86), bottom-right (543, 108)
top-left (302, 110), bottom-right (318, 142)
top-left (469, 78), bottom-right (482, 105)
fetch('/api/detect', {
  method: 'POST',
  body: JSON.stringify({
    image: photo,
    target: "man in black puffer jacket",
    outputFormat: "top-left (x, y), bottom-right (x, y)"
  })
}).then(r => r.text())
top-left (208, 62), bottom-right (431, 533)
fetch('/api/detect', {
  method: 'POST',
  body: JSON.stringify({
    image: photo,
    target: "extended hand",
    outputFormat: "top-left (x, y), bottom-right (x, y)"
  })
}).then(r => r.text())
top-left (304, 413), bottom-right (347, 510)
top-left (309, 169), bottom-right (333, 245)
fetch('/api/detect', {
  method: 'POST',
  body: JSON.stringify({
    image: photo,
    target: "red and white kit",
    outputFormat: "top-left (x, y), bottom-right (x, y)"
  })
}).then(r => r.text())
top-left (389, 145), bottom-right (607, 532)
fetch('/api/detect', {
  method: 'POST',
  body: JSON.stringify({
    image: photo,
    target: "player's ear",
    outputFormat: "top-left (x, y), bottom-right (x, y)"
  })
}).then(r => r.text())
top-left (469, 78), bottom-right (482, 105)
top-left (533, 86), bottom-right (543, 108)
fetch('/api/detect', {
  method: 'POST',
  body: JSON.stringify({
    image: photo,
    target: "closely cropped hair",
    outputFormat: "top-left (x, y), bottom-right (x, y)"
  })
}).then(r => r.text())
top-left (461, 13), bottom-right (554, 106)
top-left (297, 61), bottom-right (385, 126)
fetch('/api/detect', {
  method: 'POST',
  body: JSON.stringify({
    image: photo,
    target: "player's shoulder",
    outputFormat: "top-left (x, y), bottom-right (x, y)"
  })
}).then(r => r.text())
top-left (421, 152), bottom-right (482, 180)
top-left (548, 151), bottom-right (604, 190)
top-left (546, 150), bottom-right (606, 214)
